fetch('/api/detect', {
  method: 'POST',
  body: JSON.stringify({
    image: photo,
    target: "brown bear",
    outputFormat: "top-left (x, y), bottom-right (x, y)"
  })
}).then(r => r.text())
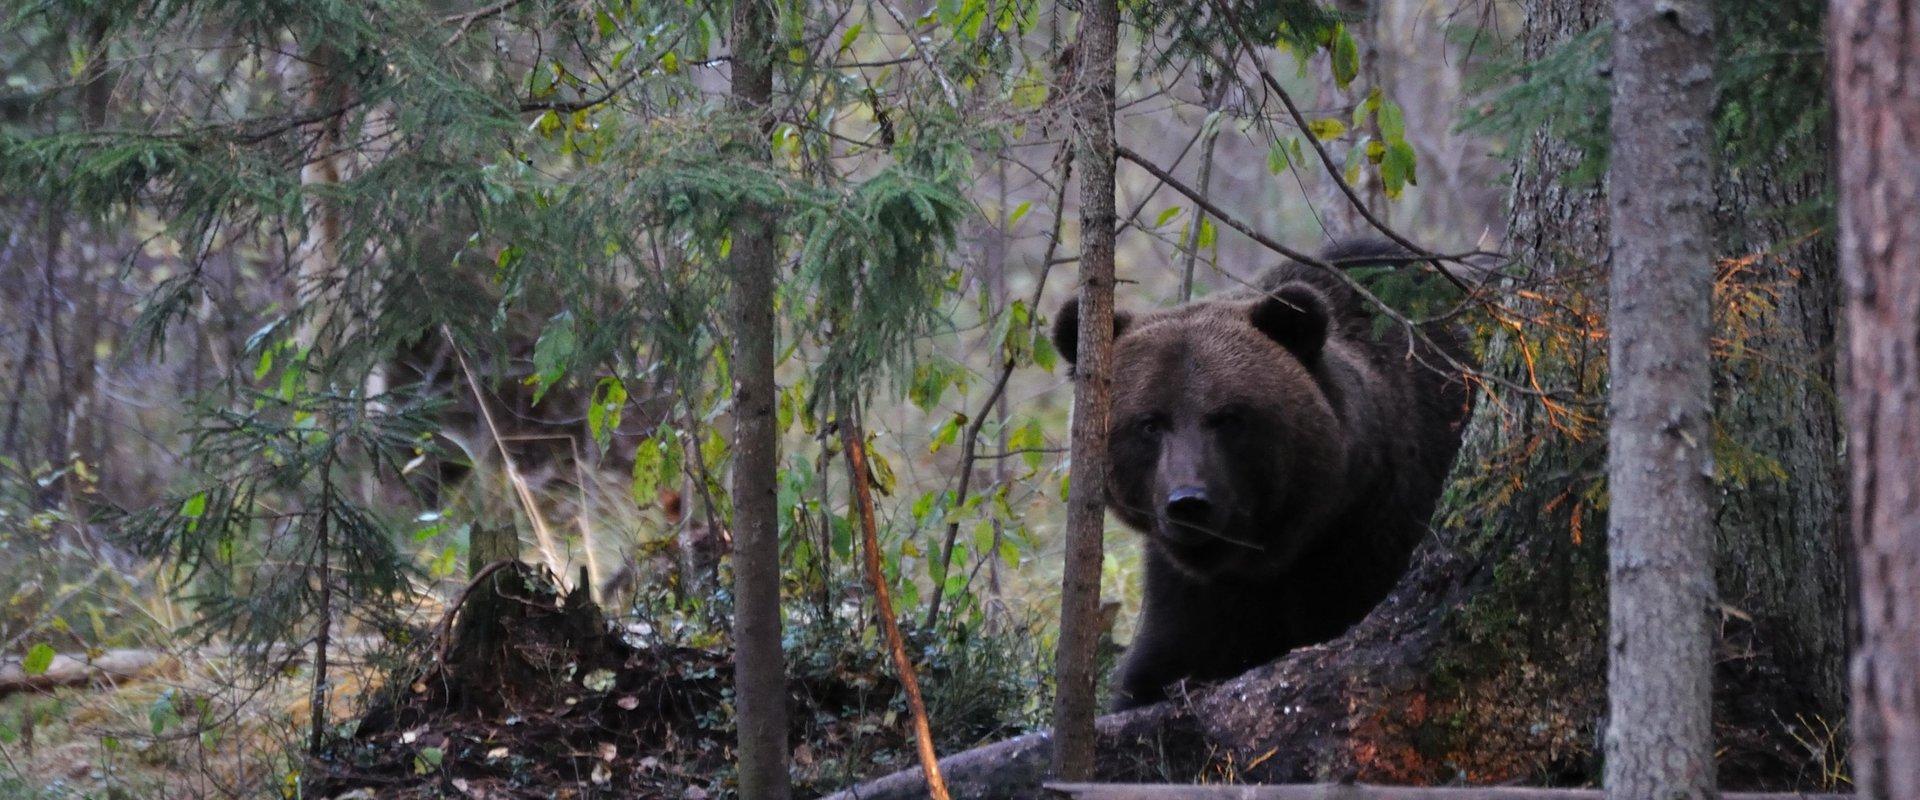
top-left (1052, 240), bottom-right (1473, 710)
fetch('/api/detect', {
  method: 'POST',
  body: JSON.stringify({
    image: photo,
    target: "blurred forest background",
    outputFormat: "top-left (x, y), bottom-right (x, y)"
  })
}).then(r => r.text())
top-left (0, 0), bottom-right (1845, 797)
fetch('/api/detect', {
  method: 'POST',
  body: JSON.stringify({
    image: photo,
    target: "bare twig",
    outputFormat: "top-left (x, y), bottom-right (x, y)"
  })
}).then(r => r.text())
top-left (1206, 0), bottom-right (1489, 295)
top-left (923, 143), bottom-right (1075, 631)
top-left (442, 0), bottom-right (529, 47)
top-left (1114, 145), bottom-right (1581, 403)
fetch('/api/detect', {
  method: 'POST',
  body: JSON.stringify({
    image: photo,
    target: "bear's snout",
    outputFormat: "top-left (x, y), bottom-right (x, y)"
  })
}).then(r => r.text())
top-left (1165, 485), bottom-right (1213, 524)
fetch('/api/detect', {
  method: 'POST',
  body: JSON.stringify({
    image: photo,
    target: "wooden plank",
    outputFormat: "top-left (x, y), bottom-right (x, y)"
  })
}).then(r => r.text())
top-left (1044, 783), bottom-right (1849, 800)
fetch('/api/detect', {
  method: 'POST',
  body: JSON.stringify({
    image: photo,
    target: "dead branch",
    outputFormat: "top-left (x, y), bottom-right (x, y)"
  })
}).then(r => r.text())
top-left (844, 418), bottom-right (953, 800)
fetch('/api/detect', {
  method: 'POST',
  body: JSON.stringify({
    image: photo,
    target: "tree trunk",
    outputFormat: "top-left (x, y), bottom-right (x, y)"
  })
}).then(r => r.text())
top-left (1053, 0), bottom-right (1121, 781)
top-left (727, 0), bottom-right (790, 797)
top-left (825, 1), bottom-right (1848, 796)
top-left (1832, 1), bottom-right (1920, 797)
top-left (1603, 1), bottom-right (1719, 797)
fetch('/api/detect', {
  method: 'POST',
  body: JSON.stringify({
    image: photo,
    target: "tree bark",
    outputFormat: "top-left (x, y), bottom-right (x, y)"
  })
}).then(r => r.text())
top-left (1832, 1), bottom-right (1920, 797)
top-left (1053, 0), bottom-right (1121, 781)
top-left (826, 1), bottom-right (1849, 796)
top-left (727, 0), bottom-right (790, 797)
top-left (1602, 1), bottom-right (1718, 797)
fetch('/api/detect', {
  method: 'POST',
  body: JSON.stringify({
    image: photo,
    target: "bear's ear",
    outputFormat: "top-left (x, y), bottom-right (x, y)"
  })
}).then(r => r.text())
top-left (1051, 297), bottom-right (1133, 368)
top-left (1249, 283), bottom-right (1331, 362)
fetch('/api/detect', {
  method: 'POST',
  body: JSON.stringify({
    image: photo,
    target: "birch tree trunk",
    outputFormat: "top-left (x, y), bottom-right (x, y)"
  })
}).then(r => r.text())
top-left (1052, 0), bottom-right (1121, 781)
top-left (1603, 1), bottom-right (1718, 797)
top-left (727, 0), bottom-right (790, 797)
top-left (1832, 1), bottom-right (1920, 797)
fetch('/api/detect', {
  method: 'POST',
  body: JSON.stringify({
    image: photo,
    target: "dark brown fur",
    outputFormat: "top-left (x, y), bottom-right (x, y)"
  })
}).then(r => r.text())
top-left (1053, 241), bottom-right (1473, 710)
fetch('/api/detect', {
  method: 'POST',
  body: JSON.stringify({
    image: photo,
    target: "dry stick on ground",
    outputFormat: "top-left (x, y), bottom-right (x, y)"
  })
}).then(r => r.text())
top-left (923, 144), bottom-right (1075, 632)
top-left (842, 419), bottom-right (953, 800)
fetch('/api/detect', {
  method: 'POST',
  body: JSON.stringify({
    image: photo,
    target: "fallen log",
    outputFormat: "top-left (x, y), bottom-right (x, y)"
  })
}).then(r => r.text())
top-left (1045, 784), bottom-right (1849, 800)
top-left (0, 649), bottom-right (163, 695)
top-left (820, 530), bottom-right (1831, 799)
top-left (0, 638), bottom-right (385, 696)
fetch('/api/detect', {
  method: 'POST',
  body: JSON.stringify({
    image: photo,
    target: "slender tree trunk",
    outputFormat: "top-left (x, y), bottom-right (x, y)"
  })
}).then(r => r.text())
top-left (1052, 0), bottom-right (1120, 781)
top-left (1603, 1), bottom-right (1718, 797)
top-left (1832, 2), bottom-right (1920, 797)
top-left (727, 0), bottom-right (790, 797)
top-left (309, 463), bottom-right (335, 756)
top-left (293, 44), bottom-right (348, 761)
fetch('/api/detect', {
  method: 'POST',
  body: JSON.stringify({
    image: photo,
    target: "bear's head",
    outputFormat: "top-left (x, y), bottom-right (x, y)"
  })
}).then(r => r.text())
top-left (1053, 283), bottom-right (1348, 579)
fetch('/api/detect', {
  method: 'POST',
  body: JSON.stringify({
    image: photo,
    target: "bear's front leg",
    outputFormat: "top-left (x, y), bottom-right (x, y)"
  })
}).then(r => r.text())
top-left (1109, 592), bottom-right (1205, 711)
top-left (1112, 628), bottom-right (1180, 711)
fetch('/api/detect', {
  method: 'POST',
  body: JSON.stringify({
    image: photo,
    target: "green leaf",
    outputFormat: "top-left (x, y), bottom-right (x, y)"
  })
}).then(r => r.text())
top-left (1378, 100), bottom-right (1407, 143)
top-left (529, 312), bottom-right (577, 403)
top-left (867, 441), bottom-right (897, 496)
top-left (929, 413), bottom-right (966, 453)
top-left (1267, 139), bottom-right (1291, 174)
top-left (533, 110), bottom-right (562, 136)
top-left (252, 348), bottom-right (273, 381)
top-left (149, 689), bottom-right (182, 735)
top-left (587, 378), bottom-right (628, 447)
top-left (22, 644), bottom-right (54, 676)
top-left (431, 544), bottom-right (459, 579)
top-left (1382, 140), bottom-right (1418, 198)
top-left (1010, 420), bottom-right (1048, 471)
top-left (630, 432), bottom-right (678, 506)
top-left (181, 492), bottom-right (208, 519)
top-left (1306, 118), bottom-right (1347, 141)
top-left (1008, 200), bottom-right (1032, 227)
top-left (1030, 328), bottom-right (1059, 372)
top-left (1330, 26), bottom-right (1360, 89)
top-left (839, 23), bottom-right (864, 53)
top-left (1153, 206), bottom-right (1184, 228)
top-left (414, 746), bottom-right (444, 774)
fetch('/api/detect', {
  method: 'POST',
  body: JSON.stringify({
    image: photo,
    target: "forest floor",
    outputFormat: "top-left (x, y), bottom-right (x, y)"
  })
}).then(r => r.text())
top-left (0, 559), bottom-right (1046, 800)
top-left (1, 620), bottom-right (928, 800)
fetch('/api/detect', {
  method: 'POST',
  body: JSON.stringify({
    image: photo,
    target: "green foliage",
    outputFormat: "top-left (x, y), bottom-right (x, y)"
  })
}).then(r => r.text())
top-left (1129, 0), bottom-right (1344, 69)
top-left (1463, 26), bottom-right (1611, 185)
top-left (118, 365), bottom-right (434, 656)
top-left (1466, 0), bottom-right (1830, 195)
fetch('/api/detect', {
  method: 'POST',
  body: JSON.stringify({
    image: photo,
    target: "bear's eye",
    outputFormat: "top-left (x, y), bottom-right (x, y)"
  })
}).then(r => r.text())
top-left (1135, 417), bottom-right (1165, 436)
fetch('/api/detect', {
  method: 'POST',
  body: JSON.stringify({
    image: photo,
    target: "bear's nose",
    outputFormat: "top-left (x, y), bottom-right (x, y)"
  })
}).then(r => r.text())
top-left (1165, 486), bottom-right (1212, 522)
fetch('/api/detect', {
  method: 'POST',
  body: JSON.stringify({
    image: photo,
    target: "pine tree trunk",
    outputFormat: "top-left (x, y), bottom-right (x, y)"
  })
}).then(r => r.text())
top-left (827, 1), bottom-right (1847, 796)
top-left (1603, 1), bottom-right (1718, 796)
top-left (1831, 1), bottom-right (1920, 797)
top-left (727, 0), bottom-right (790, 797)
top-left (1053, 0), bottom-right (1121, 781)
